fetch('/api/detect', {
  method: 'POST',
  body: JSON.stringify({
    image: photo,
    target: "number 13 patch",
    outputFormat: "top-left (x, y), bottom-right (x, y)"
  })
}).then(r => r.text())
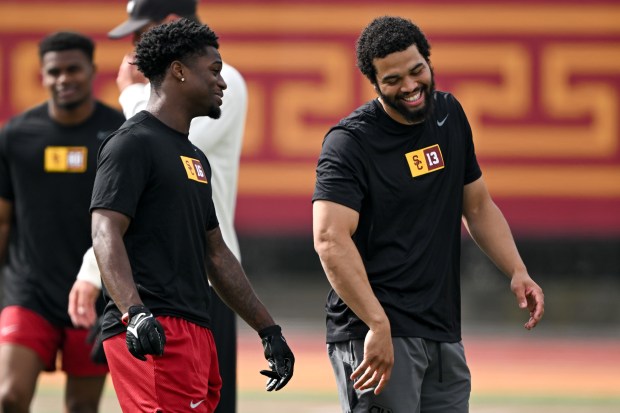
top-left (405, 144), bottom-right (445, 178)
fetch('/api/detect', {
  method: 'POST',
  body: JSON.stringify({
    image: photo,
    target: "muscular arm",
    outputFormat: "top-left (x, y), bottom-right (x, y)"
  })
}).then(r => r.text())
top-left (91, 208), bottom-right (142, 314)
top-left (204, 226), bottom-right (275, 332)
top-left (313, 200), bottom-right (393, 394)
top-left (462, 177), bottom-right (544, 329)
top-left (0, 197), bottom-right (12, 266)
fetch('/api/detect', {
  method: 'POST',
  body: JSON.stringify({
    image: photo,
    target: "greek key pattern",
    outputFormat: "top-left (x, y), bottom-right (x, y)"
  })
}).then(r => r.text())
top-left (1, 1), bottom-right (619, 198)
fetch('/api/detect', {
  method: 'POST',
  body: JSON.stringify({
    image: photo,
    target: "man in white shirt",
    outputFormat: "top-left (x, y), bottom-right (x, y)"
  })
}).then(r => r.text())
top-left (67, 1), bottom-right (248, 411)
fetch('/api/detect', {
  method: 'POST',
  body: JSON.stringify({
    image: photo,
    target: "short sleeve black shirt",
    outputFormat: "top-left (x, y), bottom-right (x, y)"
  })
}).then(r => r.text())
top-left (91, 111), bottom-right (219, 339)
top-left (313, 92), bottom-right (482, 343)
top-left (0, 102), bottom-right (125, 326)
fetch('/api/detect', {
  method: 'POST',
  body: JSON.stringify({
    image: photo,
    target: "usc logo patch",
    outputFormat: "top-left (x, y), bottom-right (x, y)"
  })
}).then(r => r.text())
top-left (405, 144), bottom-right (445, 178)
top-left (180, 156), bottom-right (208, 184)
top-left (44, 146), bottom-right (87, 173)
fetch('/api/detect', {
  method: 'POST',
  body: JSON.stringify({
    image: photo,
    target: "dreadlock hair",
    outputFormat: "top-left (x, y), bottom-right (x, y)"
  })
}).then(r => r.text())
top-left (134, 18), bottom-right (219, 88)
top-left (356, 16), bottom-right (432, 85)
top-left (38, 31), bottom-right (95, 62)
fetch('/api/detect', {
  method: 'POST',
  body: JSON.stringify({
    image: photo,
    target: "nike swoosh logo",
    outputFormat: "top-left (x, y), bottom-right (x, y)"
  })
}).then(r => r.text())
top-left (437, 114), bottom-right (449, 127)
top-left (190, 399), bottom-right (205, 409)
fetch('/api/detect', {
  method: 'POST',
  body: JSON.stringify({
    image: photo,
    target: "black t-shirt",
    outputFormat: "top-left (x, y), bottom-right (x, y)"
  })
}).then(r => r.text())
top-left (0, 102), bottom-right (125, 326)
top-left (313, 91), bottom-right (482, 343)
top-left (91, 111), bottom-right (219, 340)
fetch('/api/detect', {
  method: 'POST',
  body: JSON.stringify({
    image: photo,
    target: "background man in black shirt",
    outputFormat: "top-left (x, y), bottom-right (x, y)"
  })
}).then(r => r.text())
top-left (0, 31), bottom-right (125, 413)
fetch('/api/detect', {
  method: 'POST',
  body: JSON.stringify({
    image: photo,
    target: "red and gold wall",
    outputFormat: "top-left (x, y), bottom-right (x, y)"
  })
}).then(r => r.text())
top-left (1, 0), bottom-right (619, 236)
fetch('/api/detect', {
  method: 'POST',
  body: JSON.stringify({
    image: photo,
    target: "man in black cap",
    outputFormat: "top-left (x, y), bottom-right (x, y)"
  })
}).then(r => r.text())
top-left (107, 0), bottom-right (200, 42)
top-left (67, 1), bottom-right (248, 412)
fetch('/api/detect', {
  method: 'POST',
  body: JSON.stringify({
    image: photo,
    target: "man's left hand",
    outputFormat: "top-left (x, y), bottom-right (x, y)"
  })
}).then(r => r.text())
top-left (258, 325), bottom-right (295, 391)
top-left (511, 273), bottom-right (545, 330)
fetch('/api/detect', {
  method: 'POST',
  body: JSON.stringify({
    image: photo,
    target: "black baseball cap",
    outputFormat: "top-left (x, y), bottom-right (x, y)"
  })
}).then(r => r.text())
top-left (108, 0), bottom-right (198, 39)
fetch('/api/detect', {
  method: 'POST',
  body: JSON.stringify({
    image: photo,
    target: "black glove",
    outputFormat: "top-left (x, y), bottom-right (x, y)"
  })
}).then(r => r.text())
top-left (124, 305), bottom-right (166, 361)
top-left (258, 324), bottom-right (295, 391)
top-left (86, 315), bottom-right (107, 364)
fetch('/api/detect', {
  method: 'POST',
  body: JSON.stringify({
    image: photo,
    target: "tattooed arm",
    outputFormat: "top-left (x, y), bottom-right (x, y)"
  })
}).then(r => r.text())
top-left (204, 226), bottom-right (275, 331)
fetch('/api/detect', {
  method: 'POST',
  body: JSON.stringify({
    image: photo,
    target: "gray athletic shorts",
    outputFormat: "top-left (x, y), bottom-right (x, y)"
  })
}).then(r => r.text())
top-left (328, 337), bottom-right (471, 413)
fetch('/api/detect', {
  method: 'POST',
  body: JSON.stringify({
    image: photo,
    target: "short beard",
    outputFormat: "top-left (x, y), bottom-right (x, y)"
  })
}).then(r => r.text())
top-left (207, 106), bottom-right (221, 119)
top-left (378, 80), bottom-right (436, 124)
top-left (55, 95), bottom-right (89, 111)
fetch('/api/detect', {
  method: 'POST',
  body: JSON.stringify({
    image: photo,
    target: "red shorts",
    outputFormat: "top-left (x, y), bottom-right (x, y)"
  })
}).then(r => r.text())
top-left (0, 306), bottom-right (108, 376)
top-left (104, 316), bottom-right (222, 413)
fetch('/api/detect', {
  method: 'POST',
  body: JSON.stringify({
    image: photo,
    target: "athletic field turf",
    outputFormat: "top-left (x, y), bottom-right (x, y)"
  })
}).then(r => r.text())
top-left (32, 326), bottom-right (620, 412)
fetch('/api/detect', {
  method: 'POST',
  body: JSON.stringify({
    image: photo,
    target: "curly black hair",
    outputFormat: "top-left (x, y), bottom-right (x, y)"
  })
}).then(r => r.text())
top-left (134, 18), bottom-right (219, 88)
top-left (356, 16), bottom-right (431, 85)
top-left (38, 31), bottom-right (94, 62)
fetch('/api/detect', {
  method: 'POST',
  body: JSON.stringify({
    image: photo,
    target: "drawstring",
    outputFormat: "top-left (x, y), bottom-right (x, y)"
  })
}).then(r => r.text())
top-left (436, 341), bottom-right (443, 383)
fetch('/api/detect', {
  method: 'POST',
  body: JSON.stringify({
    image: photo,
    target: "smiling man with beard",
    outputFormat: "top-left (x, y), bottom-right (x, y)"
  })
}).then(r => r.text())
top-left (313, 16), bottom-right (545, 413)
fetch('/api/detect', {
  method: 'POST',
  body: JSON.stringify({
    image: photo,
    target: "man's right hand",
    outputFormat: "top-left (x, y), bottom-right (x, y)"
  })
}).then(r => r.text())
top-left (123, 305), bottom-right (166, 361)
top-left (258, 324), bottom-right (295, 391)
top-left (351, 327), bottom-right (394, 395)
top-left (68, 279), bottom-right (100, 328)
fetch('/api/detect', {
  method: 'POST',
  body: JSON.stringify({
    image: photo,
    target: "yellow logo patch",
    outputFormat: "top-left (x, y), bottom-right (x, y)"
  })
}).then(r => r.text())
top-left (180, 156), bottom-right (208, 184)
top-left (405, 144), bottom-right (445, 178)
top-left (44, 146), bottom-right (87, 173)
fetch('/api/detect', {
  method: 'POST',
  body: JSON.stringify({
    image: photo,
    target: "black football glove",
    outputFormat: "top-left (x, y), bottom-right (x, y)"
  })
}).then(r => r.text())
top-left (258, 324), bottom-right (295, 391)
top-left (86, 315), bottom-right (107, 364)
top-left (124, 305), bottom-right (166, 361)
